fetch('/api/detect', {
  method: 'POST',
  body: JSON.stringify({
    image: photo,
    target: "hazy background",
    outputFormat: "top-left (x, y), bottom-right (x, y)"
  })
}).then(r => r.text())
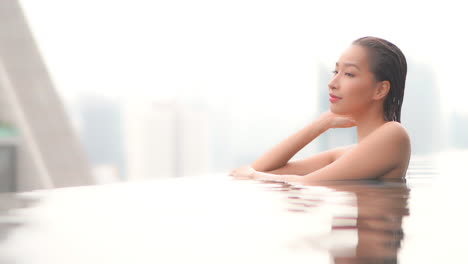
top-left (18, 0), bottom-right (468, 182)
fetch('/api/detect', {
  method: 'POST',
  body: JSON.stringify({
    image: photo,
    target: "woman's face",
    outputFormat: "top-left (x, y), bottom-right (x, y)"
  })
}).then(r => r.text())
top-left (328, 45), bottom-right (378, 116)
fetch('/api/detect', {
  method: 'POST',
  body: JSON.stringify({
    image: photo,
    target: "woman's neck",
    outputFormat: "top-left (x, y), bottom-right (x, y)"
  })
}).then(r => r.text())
top-left (354, 106), bottom-right (387, 143)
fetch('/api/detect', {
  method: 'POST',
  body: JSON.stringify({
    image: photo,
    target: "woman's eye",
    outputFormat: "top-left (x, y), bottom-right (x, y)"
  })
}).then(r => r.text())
top-left (345, 72), bottom-right (354, 77)
top-left (332, 70), bottom-right (338, 75)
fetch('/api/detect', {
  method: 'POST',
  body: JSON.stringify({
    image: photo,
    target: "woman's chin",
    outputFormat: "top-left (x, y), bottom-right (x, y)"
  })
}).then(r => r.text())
top-left (330, 106), bottom-right (346, 115)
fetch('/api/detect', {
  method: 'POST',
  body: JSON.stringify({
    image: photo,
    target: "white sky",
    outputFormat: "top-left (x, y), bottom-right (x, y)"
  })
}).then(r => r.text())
top-left (19, 0), bottom-right (468, 113)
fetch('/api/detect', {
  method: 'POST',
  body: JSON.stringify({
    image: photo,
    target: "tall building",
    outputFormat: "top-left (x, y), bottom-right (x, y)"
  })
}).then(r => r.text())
top-left (124, 99), bottom-right (212, 180)
top-left (77, 95), bottom-right (125, 181)
top-left (207, 104), bottom-right (235, 173)
top-left (402, 61), bottom-right (441, 154)
top-left (449, 112), bottom-right (468, 149)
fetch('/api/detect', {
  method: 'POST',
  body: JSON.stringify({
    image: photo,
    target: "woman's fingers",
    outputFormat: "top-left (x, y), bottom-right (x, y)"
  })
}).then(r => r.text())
top-left (318, 111), bottom-right (356, 129)
top-left (229, 166), bottom-right (256, 178)
top-left (339, 117), bottom-right (357, 127)
top-left (331, 116), bottom-right (357, 128)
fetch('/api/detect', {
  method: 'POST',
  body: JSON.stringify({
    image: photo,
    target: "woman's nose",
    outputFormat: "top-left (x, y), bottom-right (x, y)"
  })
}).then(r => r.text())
top-left (328, 76), bottom-right (338, 90)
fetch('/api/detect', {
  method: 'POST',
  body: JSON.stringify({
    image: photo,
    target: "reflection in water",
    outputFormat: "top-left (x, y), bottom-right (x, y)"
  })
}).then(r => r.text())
top-left (0, 193), bottom-right (38, 236)
top-left (331, 181), bottom-right (409, 264)
top-left (260, 180), bottom-right (410, 264)
top-left (0, 193), bottom-right (40, 263)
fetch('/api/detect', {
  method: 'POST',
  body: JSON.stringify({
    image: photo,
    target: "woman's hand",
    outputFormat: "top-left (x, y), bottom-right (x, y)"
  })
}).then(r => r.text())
top-left (318, 111), bottom-right (357, 129)
top-left (229, 166), bottom-right (256, 179)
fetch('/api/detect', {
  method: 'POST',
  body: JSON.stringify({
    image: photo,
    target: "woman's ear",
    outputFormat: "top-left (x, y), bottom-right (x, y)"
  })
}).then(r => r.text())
top-left (373, 80), bottom-right (390, 100)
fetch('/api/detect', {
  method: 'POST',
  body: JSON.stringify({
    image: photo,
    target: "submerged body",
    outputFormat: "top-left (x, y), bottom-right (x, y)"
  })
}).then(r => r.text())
top-left (230, 37), bottom-right (411, 184)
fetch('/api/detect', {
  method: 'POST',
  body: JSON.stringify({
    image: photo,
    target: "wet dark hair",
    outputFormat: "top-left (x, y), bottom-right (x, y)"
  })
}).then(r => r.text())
top-left (352, 37), bottom-right (407, 122)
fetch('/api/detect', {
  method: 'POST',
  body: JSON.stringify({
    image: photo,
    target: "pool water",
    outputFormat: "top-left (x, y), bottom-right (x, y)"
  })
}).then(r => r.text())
top-left (0, 151), bottom-right (467, 263)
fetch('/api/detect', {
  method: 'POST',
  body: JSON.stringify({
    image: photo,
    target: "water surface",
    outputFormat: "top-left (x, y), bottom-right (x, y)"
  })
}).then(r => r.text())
top-left (0, 151), bottom-right (467, 263)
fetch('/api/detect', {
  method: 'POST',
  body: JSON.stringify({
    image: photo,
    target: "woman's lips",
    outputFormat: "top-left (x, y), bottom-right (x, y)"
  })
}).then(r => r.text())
top-left (329, 94), bottom-right (342, 103)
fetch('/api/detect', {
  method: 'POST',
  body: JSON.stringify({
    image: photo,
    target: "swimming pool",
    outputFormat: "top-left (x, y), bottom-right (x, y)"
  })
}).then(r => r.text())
top-left (0, 150), bottom-right (467, 263)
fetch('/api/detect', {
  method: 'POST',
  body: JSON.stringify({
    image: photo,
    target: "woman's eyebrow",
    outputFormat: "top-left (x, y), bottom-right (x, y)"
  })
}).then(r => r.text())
top-left (336, 62), bottom-right (361, 70)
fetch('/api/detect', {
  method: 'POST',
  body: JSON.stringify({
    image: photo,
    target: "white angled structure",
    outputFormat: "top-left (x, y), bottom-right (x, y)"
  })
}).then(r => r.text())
top-left (0, 1), bottom-right (93, 191)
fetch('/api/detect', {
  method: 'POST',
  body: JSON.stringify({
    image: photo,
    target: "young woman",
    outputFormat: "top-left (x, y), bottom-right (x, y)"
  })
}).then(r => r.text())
top-left (229, 36), bottom-right (411, 184)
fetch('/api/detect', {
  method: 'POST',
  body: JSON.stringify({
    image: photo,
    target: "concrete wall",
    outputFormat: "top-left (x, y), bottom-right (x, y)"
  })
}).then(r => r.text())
top-left (0, 1), bottom-right (94, 191)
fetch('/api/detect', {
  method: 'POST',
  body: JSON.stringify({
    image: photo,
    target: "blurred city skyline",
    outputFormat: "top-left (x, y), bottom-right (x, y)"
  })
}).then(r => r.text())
top-left (69, 57), bottom-right (461, 180)
top-left (14, 0), bottom-right (468, 180)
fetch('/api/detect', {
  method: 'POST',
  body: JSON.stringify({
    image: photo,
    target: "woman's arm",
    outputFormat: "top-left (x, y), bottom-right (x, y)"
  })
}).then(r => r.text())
top-left (251, 112), bottom-right (356, 173)
top-left (240, 121), bottom-right (410, 183)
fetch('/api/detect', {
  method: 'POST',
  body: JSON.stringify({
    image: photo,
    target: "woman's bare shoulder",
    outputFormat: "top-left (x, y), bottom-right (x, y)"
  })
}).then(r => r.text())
top-left (301, 122), bottom-right (411, 181)
top-left (368, 121), bottom-right (411, 157)
top-left (378, 121), bottom-right (410, 144)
